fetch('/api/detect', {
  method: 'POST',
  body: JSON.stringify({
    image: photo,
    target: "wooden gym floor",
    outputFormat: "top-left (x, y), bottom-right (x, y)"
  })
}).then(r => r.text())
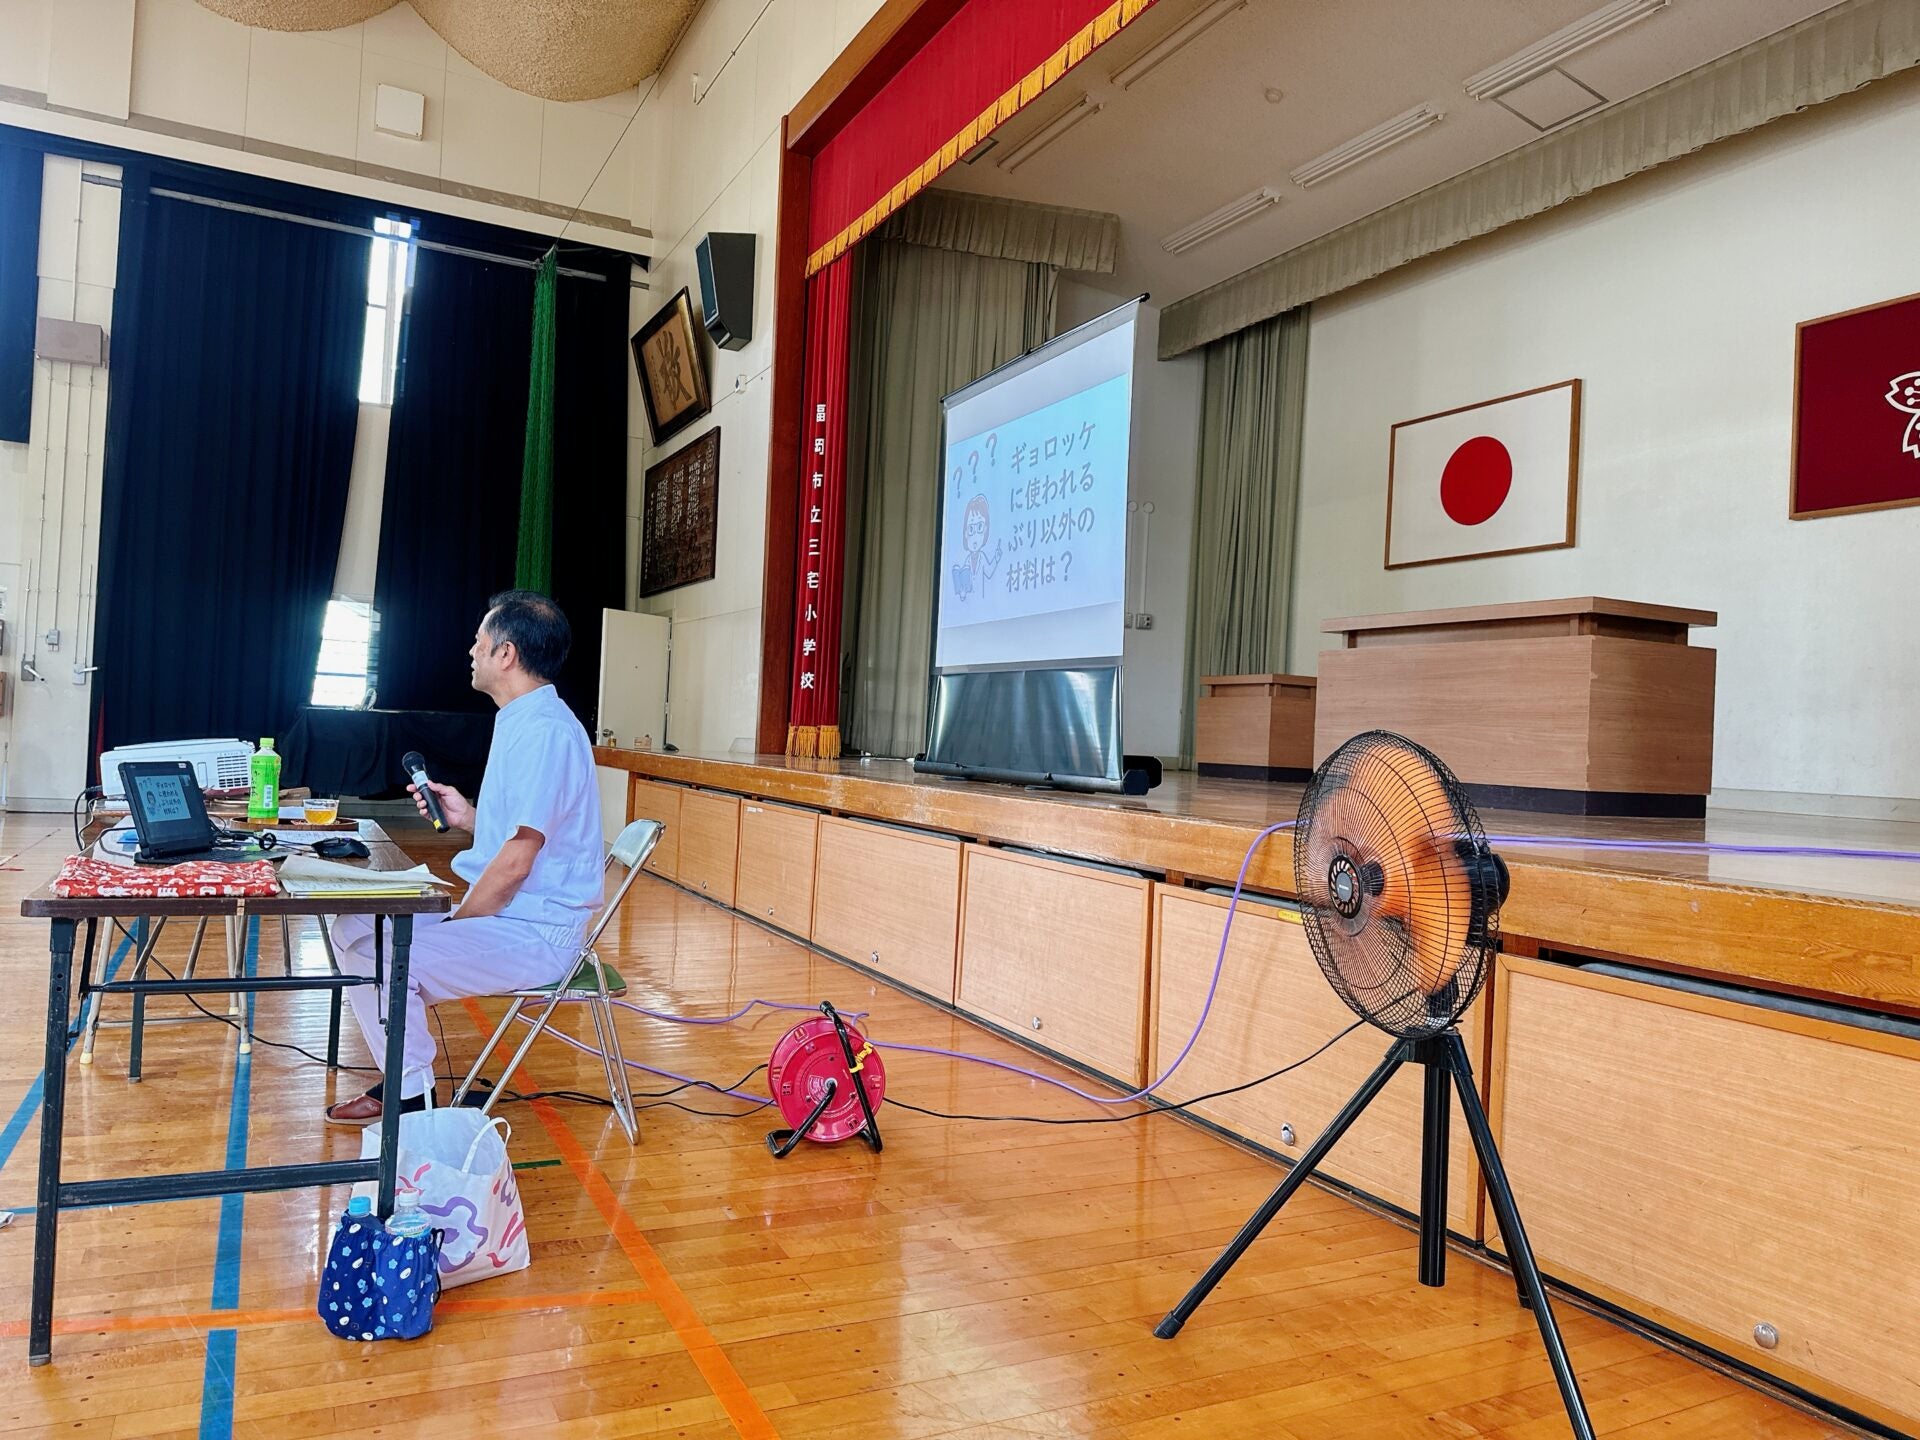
top-left (0, 815), bottom-right (1857, 1438)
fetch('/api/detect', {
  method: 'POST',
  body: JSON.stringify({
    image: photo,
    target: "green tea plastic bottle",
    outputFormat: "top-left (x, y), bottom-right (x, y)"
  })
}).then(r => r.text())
top-left (249, 738), bottom-right (280, 822)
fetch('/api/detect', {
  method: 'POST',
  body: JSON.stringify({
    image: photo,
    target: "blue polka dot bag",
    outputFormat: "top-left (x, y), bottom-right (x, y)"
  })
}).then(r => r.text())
top-left (319, 1199), bottom-right (442, 1342)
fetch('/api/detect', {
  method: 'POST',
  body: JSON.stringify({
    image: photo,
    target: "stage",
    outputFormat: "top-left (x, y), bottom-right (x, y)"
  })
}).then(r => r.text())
top-left (596, 747), bottom-right (1920, 1014)
top-left (596, 744), bottom-right (1920, 1435)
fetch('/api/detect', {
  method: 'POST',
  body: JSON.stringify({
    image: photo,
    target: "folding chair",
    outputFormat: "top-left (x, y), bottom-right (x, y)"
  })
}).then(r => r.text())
top-left (452, 819), bottom-right (663, 1142)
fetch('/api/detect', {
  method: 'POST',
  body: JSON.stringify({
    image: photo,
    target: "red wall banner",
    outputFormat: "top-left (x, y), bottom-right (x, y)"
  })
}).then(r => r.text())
top-left (785, 257), bottom-right (852, 757)
top-left (1791, 291), bottom-right (1920, 519)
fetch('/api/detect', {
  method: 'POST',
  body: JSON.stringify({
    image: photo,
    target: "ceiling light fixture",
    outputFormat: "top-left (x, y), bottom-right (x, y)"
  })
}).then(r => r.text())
top-left (1289, 104), bottom-right (1443, 188)
top-left (1464, 0), bottom-right (1669, 100)
top-left (1111, 0), bottom-right (1249, 90)
top-left (1162, 186), bottom-right (1280, 255)
top-left (998, 95), bottom-right (1103, 174)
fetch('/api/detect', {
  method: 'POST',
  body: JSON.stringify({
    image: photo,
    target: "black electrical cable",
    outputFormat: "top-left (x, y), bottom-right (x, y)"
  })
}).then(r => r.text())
top-left (885, 1020), bottom-right (1367, 1126)
top-left (134, 951), bottom-right (383, 1073)
top-left (72, 786), bottom-right (99, 852)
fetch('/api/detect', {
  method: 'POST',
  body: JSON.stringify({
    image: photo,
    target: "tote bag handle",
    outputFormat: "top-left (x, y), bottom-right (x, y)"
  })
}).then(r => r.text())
top-left (460, 1116), bottom-right (512, 1172)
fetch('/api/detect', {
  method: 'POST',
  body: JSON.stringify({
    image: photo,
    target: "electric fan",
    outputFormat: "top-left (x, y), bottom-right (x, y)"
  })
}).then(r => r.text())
top-left (1154, 731), bottom-right (1595, 1440)
top-left (765, 1002), bottom-right (886, 1158)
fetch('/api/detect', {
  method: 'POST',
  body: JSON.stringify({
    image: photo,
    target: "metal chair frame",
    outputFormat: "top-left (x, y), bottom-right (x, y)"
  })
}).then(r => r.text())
top-left (452, 820), bottom-right (663, 1143)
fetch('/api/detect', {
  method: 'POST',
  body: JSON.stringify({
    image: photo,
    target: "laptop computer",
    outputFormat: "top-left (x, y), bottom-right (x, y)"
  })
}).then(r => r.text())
top-left (118, 760), bottom-right (274, 865)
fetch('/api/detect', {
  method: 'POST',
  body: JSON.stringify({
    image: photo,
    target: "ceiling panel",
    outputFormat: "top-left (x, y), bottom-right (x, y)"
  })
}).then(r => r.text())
top-left (937, 0), bottom-right (1847, 304)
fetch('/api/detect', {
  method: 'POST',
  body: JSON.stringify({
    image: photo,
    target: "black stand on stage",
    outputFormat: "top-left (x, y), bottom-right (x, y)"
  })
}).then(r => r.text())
top-left (1154, 1027), bottom-right (1596, 1440)
top-left (765, 1001), bottom-right (884, 1159)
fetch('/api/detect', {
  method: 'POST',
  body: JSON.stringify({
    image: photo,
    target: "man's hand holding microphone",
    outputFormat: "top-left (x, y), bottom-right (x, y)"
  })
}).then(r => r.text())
top-left (402, 751), bottom-right (474, 833)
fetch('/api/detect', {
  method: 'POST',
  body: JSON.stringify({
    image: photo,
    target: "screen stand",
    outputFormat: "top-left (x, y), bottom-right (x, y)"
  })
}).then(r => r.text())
top-left (914, 755), bottom-right (1161, 795)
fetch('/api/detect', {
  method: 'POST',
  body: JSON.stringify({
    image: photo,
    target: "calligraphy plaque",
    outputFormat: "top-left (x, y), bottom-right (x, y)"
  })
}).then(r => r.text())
top-left (631, 287), bottom-right (713, 446)
top-left (640, 427), bottom-right (720, 597)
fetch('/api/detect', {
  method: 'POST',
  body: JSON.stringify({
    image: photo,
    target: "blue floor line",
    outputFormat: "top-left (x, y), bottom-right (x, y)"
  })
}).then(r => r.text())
top-left (199, 916), bottom-right (259, 1440)
top-left (0, 932), bottom-right (137, 1177)
top-left (198, 1329), bottom-right (237, 1440)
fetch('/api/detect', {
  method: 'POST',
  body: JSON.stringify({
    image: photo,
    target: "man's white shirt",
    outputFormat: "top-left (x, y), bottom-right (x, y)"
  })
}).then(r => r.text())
top-left (451, 683), bottom-right (603, 951)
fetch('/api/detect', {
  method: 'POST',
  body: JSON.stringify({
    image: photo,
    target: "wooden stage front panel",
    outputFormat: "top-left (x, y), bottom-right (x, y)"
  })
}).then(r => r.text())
top-left (1493, 953), bottom-right (1920, 1436)
top-left (597, 748), bottom-right (1920, 1012)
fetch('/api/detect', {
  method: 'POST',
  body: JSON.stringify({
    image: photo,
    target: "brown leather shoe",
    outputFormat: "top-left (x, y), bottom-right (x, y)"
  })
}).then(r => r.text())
top-left (324, 1091), bottom-right (385, 1126)
top-left (324, 1087), bottom-right (435, 1126)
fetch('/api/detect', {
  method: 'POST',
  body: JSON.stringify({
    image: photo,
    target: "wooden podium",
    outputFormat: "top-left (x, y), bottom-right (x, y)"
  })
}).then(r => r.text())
top-left (1315, 598), bottom-right (1716, 816)
top-left (1195, 675), bottom-right (1317, 781)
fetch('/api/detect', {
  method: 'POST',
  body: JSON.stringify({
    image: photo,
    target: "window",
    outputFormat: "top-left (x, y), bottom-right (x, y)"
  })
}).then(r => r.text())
top-left (358, 216), bottom-right (413, 405)
top-left (312, 598), bottom-right (380, 708)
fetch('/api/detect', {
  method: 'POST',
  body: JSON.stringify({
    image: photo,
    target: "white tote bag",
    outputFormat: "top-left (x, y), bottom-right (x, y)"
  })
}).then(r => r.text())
top-left (359, 1108), bottom-right (530, 1288)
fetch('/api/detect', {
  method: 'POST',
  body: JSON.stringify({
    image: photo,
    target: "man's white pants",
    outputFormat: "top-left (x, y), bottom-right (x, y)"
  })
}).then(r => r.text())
top-left (329, 911), bottom-right (576, 1099)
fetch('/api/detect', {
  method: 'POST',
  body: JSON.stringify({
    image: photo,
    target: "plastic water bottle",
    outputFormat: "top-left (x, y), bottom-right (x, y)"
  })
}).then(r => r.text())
top-left (347, 1194), bottom-right (373, 1219)
top-left (248, 738), bottom-right (280, 823)
top-left (387, 1190), bottom-right (431, 1239)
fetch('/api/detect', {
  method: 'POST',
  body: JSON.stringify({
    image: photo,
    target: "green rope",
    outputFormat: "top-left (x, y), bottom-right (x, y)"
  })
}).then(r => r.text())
top-left (515, 248), bottom-right (558, 594)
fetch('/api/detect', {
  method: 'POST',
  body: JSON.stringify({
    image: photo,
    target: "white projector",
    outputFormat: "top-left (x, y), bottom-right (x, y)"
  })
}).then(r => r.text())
top-left (99, 739), bottom-right (255, 797)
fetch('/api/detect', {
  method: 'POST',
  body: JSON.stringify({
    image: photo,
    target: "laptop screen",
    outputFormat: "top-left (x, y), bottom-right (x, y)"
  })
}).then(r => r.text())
top-left (119, 761), bottom-right (217, 856)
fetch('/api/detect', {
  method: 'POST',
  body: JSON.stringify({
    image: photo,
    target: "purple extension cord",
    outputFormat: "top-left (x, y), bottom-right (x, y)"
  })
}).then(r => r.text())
top-left (523, 821), bottom-right (1301, 1111)
top-left (525, 822), bottom-right (1920, 1113)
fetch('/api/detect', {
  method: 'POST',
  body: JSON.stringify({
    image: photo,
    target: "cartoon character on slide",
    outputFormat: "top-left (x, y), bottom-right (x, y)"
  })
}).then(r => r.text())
top-left (950, 495), bottom-right (1003, 601)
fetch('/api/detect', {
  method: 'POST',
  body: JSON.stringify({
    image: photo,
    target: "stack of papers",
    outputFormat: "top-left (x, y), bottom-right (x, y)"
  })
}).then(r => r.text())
top-left (277, 855), bottom-right (451, 898)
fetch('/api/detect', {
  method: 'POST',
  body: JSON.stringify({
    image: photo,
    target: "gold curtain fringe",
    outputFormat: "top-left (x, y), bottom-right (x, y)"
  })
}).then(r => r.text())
top-left (804, 0), bottom-right (1161, 277)
top-left (784, 724), bottom-right (843, 760)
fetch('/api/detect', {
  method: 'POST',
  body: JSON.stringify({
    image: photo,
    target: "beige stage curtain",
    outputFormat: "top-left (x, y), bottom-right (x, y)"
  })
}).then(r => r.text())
top-left (872, 189), bottom-right (1121, 274)
top-left (839, 239), bottom-right (1059, 758)
top-left (1180, 306), bottom-right (1310, 766)
top-left (1160, 0), bottom-right (1920, 357)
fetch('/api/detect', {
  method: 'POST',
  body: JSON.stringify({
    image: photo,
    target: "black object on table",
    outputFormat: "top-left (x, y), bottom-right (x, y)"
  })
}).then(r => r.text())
top-left (279, 707), bottom-right (493, 800)
top-left (18, 850), bottom-right (449, 1365)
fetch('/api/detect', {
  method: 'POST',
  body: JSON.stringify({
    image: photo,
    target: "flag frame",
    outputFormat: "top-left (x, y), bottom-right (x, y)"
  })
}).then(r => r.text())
top-left (1384, 378), bottom-right (1581, 570)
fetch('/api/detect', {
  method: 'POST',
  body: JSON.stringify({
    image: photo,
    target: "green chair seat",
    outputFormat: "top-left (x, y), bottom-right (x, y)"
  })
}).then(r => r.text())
top-left (454, 819), bottom-right (664, 1143)
top-left (523, 956), bottom-right (626, 996)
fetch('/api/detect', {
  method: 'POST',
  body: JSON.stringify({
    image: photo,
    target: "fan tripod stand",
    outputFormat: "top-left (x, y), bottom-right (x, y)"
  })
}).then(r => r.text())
top-left (1154, 1027), bottom-right (1596, 1440)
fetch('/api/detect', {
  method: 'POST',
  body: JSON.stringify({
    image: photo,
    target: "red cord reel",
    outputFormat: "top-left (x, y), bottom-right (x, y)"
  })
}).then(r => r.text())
top-left (765, 1002), bottom-right (885, 1157)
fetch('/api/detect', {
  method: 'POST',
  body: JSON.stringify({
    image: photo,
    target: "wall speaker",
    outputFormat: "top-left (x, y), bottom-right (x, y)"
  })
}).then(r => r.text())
top-left (695, 232), bottom-right (755, 351)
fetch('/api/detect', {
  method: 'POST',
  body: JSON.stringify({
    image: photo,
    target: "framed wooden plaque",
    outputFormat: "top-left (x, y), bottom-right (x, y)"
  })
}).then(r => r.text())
top-left (641, 427), bottom-right (720, 597)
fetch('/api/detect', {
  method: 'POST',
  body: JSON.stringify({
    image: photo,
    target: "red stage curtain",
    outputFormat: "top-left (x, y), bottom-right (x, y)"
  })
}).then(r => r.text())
top-left (805, 0), bottom-right (1158, 275)
top-left (786, 256), bottom-right (853, 757)
top-left (785, 0), bottom-right (1156, 756)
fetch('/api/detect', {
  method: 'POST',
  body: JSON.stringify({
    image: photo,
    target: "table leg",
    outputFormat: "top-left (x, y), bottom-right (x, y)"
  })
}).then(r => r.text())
top-left (226, 916), bottom-right (242, 1016)
top-left (375, 915), bottom-right (412, 1218)
top-left (127, 917), bottom-right (151, 1081)
top-left (318, 919), bottom-right (342, 1071)
top-left (30, 918), bottom-right (81, 1364)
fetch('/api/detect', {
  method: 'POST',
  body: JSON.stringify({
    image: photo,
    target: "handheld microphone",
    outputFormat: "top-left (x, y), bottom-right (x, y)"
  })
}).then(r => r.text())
top-left (401, 751), bottom-right (449, 832)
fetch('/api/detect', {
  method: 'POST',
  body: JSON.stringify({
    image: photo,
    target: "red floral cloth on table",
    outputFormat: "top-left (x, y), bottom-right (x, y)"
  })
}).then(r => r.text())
top-left (50, 856), bottom-right (280, 898)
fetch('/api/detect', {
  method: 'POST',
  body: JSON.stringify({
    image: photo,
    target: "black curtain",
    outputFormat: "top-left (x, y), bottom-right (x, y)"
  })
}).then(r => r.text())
top-left (0, 139), bottom-right (41, 444)
top-left (549, 247), bottom-right (631, 725)
top-left (373, 246), bottom-right (532, 714)
top-left (93, 174), bottom-right (369, 753)
top-left (374, 225), bottom-right (629, 727)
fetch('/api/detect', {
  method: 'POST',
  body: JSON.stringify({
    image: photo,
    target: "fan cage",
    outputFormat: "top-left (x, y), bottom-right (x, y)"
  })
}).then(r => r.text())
top-left (1293, 731), bottom-right (1502, 1039)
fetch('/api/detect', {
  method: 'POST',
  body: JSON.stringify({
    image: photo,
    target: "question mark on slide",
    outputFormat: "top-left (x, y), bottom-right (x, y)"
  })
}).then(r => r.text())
top-left (985, 432), bottom-right (999, 466)
top-left (951, 465), bottom-right (963, 496)
top-left (969, 450), bottom-right (980, 481)
top-left (1061, 550), bottom-right (1073, 582)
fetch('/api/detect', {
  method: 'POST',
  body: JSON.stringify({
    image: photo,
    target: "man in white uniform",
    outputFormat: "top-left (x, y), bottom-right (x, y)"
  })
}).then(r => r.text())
top-left (324, 590), bottom-right (605, 1125)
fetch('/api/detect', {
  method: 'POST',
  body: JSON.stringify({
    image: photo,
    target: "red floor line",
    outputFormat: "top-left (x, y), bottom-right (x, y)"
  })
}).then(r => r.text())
top-left (458, 997), bottom-right (781, 1440)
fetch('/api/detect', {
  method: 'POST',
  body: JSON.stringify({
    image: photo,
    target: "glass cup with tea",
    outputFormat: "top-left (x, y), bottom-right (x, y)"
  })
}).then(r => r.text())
top-left (303, 797), bottom-right (340, 826)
